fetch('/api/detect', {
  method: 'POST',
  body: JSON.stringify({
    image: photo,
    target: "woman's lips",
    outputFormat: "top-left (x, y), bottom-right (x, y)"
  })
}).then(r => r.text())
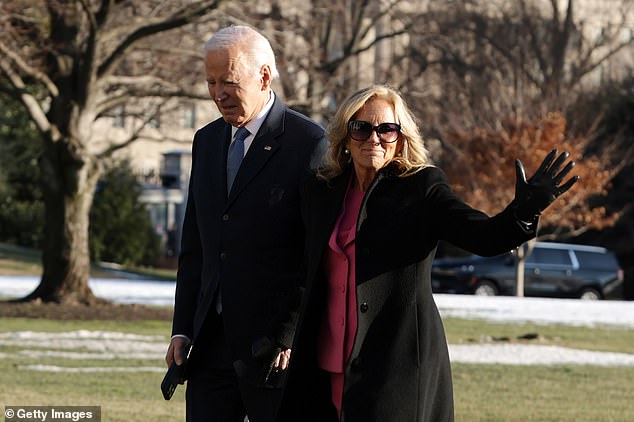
top-left (361, 148), bottom-right (385, 156)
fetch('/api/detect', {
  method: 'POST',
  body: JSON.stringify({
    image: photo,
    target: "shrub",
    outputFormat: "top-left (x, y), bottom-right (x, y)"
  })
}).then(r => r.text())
top-left (90, 160), bottom-right (161, 267)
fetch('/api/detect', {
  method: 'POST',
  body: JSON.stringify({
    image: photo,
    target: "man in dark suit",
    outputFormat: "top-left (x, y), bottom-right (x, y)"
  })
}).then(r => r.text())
top-left (165, 25), bottom-right (325, 422)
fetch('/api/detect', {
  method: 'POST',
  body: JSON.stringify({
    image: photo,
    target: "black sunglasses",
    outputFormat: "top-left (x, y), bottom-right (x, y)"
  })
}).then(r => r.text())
top-left (348, 120), bottom-right (401, 143)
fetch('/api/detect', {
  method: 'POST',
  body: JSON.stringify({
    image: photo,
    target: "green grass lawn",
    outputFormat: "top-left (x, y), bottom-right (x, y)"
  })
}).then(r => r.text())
top-left (444, 318), bottom-right (634, 421)
top-left (0, 318), bottom-right (181, 421)
top-left (1, 242), bottom-right (632, 420)
top-left (443, 317), bottom-right (634, 354)
top-left (453, 364), bottom-right (633, 421)
top-left (1, 316), bottom-right (633, 421)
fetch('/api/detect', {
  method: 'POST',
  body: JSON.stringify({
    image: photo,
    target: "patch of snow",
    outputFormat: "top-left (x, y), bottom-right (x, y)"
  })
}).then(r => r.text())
top-left (16, 350), bottom-right (162, 360)
top-left (20, 364), bottom-right (164, 373)
top-left (434, 294), bottom-right (634, 328)
top-left (0, 330), bottom-right (166, 354)
top-left (449, 344), bottom-right (634, 366)
top-left (0, 330), bottom-right (163, 341)
top-left (0, 276), bottom-right (175, 306)
top-left (2, 278), bottom-right (633, 329)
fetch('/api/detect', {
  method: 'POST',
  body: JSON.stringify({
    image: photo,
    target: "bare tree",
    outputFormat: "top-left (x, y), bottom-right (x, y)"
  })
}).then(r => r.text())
top-left (2, 0), bottom-right (630, 303)
top-left (0, 0), bottom-right (225, 304)
top-left (227, 0), bottom-right (423, 123)
top-left (403, 0), bottom-right (634, 130)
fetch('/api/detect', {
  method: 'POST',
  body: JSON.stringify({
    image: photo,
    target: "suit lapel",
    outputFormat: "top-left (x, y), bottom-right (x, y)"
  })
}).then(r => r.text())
top-left (226, 97), bottom-right (285, 205)
top-left (200, 122), bottom-right (231, 209)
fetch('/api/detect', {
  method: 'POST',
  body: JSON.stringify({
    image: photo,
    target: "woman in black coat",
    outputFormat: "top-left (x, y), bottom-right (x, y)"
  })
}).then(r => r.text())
top-left (271, 85), bottom-right (577, 422)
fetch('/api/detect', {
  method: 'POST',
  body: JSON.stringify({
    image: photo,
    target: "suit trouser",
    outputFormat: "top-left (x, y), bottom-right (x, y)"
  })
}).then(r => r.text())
top-left (186, 312), bottom-right (246, 422)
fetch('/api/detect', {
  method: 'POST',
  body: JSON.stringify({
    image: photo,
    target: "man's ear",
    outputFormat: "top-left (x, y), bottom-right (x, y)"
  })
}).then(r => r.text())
top-left (260, 65), bottom-right (272, 90)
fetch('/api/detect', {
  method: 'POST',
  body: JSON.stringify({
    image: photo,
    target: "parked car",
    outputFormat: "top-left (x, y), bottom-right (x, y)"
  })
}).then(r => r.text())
top-left (431, 242), bottom-right (624, 300)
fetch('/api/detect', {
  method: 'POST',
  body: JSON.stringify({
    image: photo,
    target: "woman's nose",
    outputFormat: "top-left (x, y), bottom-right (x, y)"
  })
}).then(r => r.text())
top-left (367, 130), bottom-right (381, 143)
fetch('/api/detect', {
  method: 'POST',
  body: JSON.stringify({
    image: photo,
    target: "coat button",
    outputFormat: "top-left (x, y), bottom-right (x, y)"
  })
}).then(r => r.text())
top-left (350, 357), bottom-right (362, 373)
top-left (220, 252), bottom-right (227, 261)
top-left (222, 214), bottom-right (229, 221)
top-left (360, 302), bottom-right (368, 313)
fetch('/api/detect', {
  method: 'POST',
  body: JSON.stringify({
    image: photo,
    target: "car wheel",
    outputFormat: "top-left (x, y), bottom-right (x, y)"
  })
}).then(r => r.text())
top-left (579, 288), bottom-right (602, 300)
top-left (474, 280), bottom-right (498, 296)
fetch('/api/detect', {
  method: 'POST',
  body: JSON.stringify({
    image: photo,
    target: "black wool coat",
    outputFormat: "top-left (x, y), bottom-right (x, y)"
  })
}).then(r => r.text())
top-left (277, 164), bottom-right (536, 422)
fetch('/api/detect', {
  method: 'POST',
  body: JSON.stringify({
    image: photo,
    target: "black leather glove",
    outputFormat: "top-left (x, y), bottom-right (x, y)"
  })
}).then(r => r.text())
top-left (513, 149), bottom-right (579, 222)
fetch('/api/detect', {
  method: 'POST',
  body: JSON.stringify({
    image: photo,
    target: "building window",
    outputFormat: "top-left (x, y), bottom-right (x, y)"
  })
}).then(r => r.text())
top-left (182, 103), bottom-right (196, 129)
top-left (112, 106), bottom-right (125, 128)
top-left (150, 112), bottom-right (161, 129)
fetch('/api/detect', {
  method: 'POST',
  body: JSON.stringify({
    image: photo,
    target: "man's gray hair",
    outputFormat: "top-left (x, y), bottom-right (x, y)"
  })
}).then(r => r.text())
top-left (204, 25), bottom-right (280, 80)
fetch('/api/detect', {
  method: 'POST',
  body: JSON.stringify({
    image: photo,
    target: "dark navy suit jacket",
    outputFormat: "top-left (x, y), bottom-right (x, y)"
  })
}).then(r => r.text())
top-left (172, 95), bottom-right (325, 421)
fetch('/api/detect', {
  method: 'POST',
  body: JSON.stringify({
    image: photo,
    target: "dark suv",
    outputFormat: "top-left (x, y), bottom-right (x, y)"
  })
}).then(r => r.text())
top-left (431, 242), bottom-right (624, 300)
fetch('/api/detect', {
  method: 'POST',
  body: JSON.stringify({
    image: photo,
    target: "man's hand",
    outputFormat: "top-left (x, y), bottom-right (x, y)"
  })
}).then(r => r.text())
top-left (272, 348), bottom-right (292, 371)
top-left (252, 336), bottom-right (291, 386)
top-left (165, 336), bottom-right (189, 367)
top-left (514, 149), bottom-right (579, 222)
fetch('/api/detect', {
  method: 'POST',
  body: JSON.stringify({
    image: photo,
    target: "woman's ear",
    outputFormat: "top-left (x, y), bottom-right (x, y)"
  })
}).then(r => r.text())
top-left (397, 139), bottom-right (406, 157)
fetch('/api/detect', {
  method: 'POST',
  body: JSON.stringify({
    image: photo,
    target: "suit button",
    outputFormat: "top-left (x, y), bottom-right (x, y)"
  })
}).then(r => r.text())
top-left (220, 252), bottom-right (227, 261)
top-left (222, 214), bottom-right (229, 221)
top-left (360, 302), bottom-right (368, 313)
top-left (350, 357), bottom-right (362, 373)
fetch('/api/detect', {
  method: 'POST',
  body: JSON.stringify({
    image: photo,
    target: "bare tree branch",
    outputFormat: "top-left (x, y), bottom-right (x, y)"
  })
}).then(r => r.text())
top-left (96, 97), bottom-right (195, 158)
top-left (95, 80), bottom-right (208, 115)
top-left (0, 58), bottom-right (54, 139)
top-left (346, 0), bottom-right (372, 52)
top-left (96, 103), bottom-right (164, 159)
top-left (76, 0), bottom-right (101, 107)
top-left (573, 39), bottom-right (633, 84)
top-left (320, 27), bottom-right (410, 74)
top-left (95, 0), bottom-right (114, 28)
top-left (103, 74), bottom-right (181, 88)
top-left (97, 0), bottom-right (226, 79)
top-left (454, 24), bottom-right (543, 88)
top-left (0, 41), bottom-right (59, 97)
top-left (518, 0), bottom-right (549, 83)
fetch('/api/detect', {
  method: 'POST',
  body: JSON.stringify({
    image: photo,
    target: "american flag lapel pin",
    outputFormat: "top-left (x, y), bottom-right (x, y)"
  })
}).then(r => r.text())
top-left (264, 145), bottom-right (272, 151)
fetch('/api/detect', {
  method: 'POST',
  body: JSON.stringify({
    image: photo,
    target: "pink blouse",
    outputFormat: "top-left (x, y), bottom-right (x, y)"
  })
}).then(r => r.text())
top-left (317, 178), bottom-right (364, 414)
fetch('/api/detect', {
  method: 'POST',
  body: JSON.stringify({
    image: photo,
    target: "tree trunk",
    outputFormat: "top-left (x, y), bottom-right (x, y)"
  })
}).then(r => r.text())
top-left (20, 137), bottom-right (102, 304)
top-left (515, 239), bottom-right (536, 297)
top-left (515, 244), bottom-right (526, 297)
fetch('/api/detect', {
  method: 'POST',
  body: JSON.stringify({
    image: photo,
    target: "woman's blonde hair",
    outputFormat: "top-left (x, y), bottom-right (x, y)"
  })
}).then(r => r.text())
top-left (319, 85), bottom-right (431, 180)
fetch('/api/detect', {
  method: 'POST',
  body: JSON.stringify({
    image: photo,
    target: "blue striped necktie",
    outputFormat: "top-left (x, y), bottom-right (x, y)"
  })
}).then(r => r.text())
top-left (226, 126), bottom-right (250, 193)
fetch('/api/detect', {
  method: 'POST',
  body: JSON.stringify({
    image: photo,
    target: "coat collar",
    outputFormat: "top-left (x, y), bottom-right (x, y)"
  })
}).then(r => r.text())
top-left (305, 167), bottom-right (352, 267)
top-left (306, 161), bottom-right (400, 251)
